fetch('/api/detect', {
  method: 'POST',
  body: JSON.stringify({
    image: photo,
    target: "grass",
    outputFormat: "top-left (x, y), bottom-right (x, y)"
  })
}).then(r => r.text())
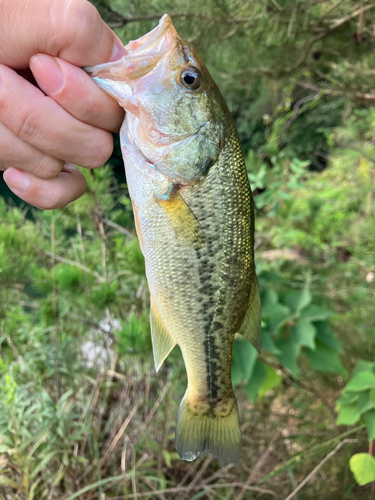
top-left (0, 345), bottom-right (368, 499)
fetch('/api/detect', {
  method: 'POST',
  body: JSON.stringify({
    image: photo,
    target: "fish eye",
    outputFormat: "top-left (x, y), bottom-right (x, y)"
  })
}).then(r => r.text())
top-left (179, 66), bottom-right (202, 91)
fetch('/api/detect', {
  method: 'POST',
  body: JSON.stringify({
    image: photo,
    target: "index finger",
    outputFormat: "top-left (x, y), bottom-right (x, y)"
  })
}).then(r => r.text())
top-left (0, 0), bottom-right (125, 68)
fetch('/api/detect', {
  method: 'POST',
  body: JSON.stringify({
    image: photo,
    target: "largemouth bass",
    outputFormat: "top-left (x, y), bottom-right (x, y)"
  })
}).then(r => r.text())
top-left (86, 14), bottom-right (260, 465)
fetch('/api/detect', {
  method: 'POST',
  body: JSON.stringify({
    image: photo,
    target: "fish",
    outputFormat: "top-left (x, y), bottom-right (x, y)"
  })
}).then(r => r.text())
top-left (85, 14), bottom-right (261, 466)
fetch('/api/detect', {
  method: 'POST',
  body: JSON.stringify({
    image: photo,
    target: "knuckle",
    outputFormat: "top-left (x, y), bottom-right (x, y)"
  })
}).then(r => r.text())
top-left (30, 165), bottom-right (86, 210)
top-left (59, 0), bottom-right (100, 49)
top-left (75, 101), bottom-right (98, 125)
top-left (13, 104), bottom-right (41, 143)
top-left (29, 156), bottom-right (63, 179)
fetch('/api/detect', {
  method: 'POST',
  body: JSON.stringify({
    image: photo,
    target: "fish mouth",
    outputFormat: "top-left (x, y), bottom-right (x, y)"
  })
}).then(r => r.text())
top-left (84, 14), bottom-right (178, 99)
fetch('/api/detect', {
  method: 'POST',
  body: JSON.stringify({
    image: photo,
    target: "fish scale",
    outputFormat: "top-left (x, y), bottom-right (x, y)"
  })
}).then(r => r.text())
top-left (86, 14), bottom-right (260, 465)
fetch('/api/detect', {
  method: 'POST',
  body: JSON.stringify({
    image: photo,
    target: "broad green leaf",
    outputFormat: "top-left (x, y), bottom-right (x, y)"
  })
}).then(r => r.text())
top-left (231, 355), bottom-right (244, 387)
top-left (262, 303), bottom-right (291, 333)
top-left (357, 391), bottom-right (375, 415)
top-left (336, 404), bottom-right (361, 425)
top-left (258, 271), bottom-right (285, 284)
top-left (366, 410), bottom-right (375, 441)
top-left (283, 288), bottom-right (311, 314)
top-left (353, 360), bottom-right (375, 376)
top-left (314, 321), bottom-right (343, 353)
top-left (305, 344), bottom-right (346, 375)
top-left (232, 339), bottom-right (258, 381)
top-left (300, 305), bottom-right (333, 322)
top-left (336, 392), bottom-right (359, 406)
top-left (275, 339), bottom-right (299, 375)
top-left (260, 288), bottom-right (278, 307)
top-left (258, 365), bottom-right (282, 397)
top-left (261, 332), bottom-right (282, 355)
top-left (290, 318), bottom-right (316, 351)
top-left (344, 371), bottom-right (375, 393)
top-left (244, 360), bottom-right (267, 402)
top-left (350, 453), bottom-right (375, 486)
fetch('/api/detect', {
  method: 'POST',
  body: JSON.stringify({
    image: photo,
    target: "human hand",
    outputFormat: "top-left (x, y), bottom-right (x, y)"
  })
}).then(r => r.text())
top-left (0, 0), bottom-right (126, 209)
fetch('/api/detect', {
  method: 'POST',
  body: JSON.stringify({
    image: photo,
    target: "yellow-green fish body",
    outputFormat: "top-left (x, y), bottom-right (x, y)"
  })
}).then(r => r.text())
top-left (86, 14), bottom-right (260, 465)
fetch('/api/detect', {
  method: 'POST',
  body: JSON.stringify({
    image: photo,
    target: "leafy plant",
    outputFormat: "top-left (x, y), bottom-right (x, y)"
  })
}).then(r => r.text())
top-left (337, 361), bottom-right (375, 486)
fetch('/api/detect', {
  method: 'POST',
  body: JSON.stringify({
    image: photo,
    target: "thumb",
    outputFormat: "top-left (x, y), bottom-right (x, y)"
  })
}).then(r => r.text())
top-left (0, 0), bottom-right (126, 69)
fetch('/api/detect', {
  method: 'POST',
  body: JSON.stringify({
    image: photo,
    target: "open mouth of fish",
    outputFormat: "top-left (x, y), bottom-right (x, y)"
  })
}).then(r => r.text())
top-left (85, 15), bottom-right (177, 104)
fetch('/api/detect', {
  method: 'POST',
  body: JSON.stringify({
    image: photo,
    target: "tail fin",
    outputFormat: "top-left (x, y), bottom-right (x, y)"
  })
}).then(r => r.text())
top-left (175, 392), bottom-right (241, 466)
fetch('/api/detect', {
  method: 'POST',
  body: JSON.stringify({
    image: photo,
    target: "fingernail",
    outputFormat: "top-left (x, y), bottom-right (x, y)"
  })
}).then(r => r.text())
top-left (30, 54), bottom-right (64, 94)
top-left (3, 168), bottom-right (31, 192)
top-left (110, 36), bottom-right (128, 61)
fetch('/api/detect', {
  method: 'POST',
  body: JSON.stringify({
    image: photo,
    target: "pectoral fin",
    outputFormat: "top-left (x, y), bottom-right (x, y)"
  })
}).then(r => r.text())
top-left (238, 273), bottom-right (261, 352)
top-left (156, 186), bottom-right (205, 249)
top-left (150, 303), bottom-right (177, 372)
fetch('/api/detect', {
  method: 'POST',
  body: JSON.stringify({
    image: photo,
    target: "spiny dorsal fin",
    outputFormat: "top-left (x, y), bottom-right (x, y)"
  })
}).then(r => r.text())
top-left (238, 273), bottom-right (261, 352)
top-left (155, 186), bottom-right (205, 249)
top-left (150, 303), bottom-right (177, 372)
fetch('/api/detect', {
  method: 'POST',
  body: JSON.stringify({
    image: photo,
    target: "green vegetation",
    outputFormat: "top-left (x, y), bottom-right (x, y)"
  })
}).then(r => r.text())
top-left (1, 0), bottom-right (375, 498)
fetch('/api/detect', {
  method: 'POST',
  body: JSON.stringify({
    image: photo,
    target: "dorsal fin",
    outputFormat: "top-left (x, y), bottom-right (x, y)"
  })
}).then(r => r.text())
top-left (238, 273), bottom-right (261, 352)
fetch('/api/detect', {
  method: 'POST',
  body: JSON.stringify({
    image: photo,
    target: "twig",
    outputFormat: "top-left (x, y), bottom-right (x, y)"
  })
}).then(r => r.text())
top-left (131, 450), bottom-right (138, 500)
top-left (236, 432), bottom-right (281, 500)
top-left (285, 3), bottom-right (375, 74)
top-left (258, 356), bottom-right (337, 417)
top-left (101, 218), bottom-right (135, 239)
top-left (185, 455), bottom-right (213, 494)
top-left (177, 457), bottom-right (201, 487)
top-left (138, 381), bottom-right (172, 436)
top-left (107, 11), bottom-right (264, 29)
top-left (108, 12), bottom-right (196, 27)
top-left (98, 219), bottom-right (107, 281)
top-left (107, 270), bottom-right (132, 283)
top-left (314, 0), bottom-right (346, 24)
top-left (281, 92), bottom-right (319, 136)
top-left (283, 439), bottom-right (357, 500)
top-left (106, 369), bottom-right (127, 380)
top-left (329, 4), bottom-right (375, 31)
top-left (100, 403), bottom-right (140, 468)
top-left (6, 336), bottom-right (19, 359)
top-left (297, 81), bottom-right (375, 102)
top-left (42, 249), bottom-right (104, 282)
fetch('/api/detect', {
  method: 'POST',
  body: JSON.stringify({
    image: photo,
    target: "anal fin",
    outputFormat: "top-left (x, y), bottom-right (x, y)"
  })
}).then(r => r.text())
top-left (238, 273), bottom-right (261, 352)
top-left (150, 303), bottom-right (177, 372)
